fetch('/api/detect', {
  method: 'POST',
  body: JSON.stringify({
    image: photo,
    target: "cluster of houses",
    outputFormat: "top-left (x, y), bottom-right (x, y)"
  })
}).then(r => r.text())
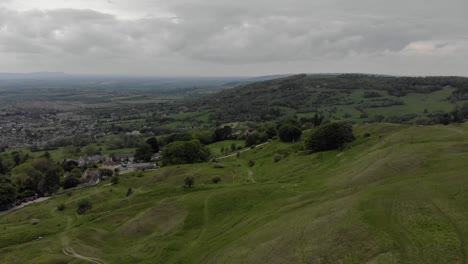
top-left (67, 151), bottom-right (162, 185)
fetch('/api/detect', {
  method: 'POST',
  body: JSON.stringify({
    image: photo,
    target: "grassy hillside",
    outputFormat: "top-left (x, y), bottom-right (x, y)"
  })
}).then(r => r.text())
top-left (192, 74), bottom-right (468, 124)
top-left (1, 123), bottom-right (468, 263)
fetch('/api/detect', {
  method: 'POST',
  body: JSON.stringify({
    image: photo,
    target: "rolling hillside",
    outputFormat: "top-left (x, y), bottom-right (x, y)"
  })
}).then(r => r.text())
top-left (192, 74), bottom-right (468, 124)
top-left (1, 123), bottom-right (467, 263)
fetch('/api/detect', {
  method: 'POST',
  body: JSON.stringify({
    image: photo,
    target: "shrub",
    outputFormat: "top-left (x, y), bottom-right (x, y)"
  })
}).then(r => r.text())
top-left (212, 176), bottom-right (221, 184)
top-left (111, 176), bottom-right (120, 185)
top-left (363, 91), bottom-right (382, 98)
top-left (273, 155), bottom-right (282, 163)
top-left (363, 133), bottom-right (371, 138)
top-left (63, 176), bottom-right (80, 189)
top-left (77, 199), bottom-right (92, 215)
top-left (184, 176), bottom-right (195, 188)
top-left (248, 160), bottom-right (256, 167)
top-left (230, 143), bottom-right (237, 151)
top-left (57, 203), bottom-right (66, 211)
top-left (98, 168), bottom-right (113, 177)
top-left (126, 188), bottom-right (134, 197)
top-left (245, 133), bottom-right (266, 147)
top-left (304, 123), bottom-right (355, 152)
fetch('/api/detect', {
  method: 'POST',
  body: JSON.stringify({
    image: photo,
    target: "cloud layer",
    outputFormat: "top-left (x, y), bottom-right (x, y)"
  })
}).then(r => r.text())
top-left (0, 0), bottom-right (467, 76)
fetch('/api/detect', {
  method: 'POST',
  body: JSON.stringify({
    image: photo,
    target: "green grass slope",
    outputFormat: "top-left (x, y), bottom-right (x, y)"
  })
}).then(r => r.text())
top-left (1, 123), bottom-right (468, 264)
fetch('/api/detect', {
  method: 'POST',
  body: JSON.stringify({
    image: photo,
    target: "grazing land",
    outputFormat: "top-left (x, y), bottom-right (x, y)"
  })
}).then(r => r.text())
top-left (1, 123), bottom-right (467, 263)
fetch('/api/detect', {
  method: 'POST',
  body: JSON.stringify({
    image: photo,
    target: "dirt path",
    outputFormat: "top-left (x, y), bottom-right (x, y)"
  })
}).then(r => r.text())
top-left (61, 216), bottom-right (106, 264)
top-left (247, 170), bottom-right (256, 183)
top-left (218, 142), bottom-right (270, 160)
top-left (62, 247), bottom-right (105, 264)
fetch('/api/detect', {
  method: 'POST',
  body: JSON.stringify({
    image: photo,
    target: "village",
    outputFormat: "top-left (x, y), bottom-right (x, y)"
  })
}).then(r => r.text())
top-left (67, 151), bottom-right (162, 185)
top-left (0, 104), bottom-right (100, 149)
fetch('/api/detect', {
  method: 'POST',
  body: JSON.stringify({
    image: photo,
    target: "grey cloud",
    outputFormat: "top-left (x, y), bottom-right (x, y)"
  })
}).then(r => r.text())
top-left (0, 0), bottom-right (467, 76)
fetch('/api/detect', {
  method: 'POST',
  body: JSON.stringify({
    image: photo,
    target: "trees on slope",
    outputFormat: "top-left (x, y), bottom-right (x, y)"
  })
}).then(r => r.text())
top-left (278, 119), bottom-right (302, 142)
top-left (305, 123), bottom-right (355, 152)
top-left (11, 158), bottom-right (62, 197)
top-left (0, 176), bottom-right (17, 210)
top-left (162, 140), bottom-right (210, 166)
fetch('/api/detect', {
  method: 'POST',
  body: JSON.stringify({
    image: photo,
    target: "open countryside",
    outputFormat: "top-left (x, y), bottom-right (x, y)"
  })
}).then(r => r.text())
top-left (1, 0), bottom-right (468, 263)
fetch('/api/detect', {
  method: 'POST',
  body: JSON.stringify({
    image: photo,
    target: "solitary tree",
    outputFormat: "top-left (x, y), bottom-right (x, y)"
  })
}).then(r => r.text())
top-left (162, 140), bottom-right (210, 166)
top-left (77, 199), bottom-right (92, 215)
top-left (184, 176), bottom-right (195, 188)
top-left (230, 143), bottom-right (237, 152)
top-left (134, 144), bottom-right (154, 162)
top-left (83, 145), bottom-right (98, 156)
top-left (304, 122), bottom-right (355, 152)
top-left (146, 137), bottom-right (160, 153)
top-left (214, 126), bottom-right (233, 141)
top-left (278, 124), bottom-right (302, 142)
top-left (212, 176), bottom-right (221, 184)
top-left (63, 176), bottom-right (81, 189)
top-left (265, 125), bottom-right (278, 139)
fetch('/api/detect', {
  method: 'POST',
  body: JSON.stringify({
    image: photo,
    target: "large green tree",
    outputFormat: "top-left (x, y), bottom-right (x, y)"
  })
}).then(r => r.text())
top-left (304, 122), bottom-right (355, 152)
top-left (134, 144), bottom-right (154, 162)
top-left (162, 140), bottom-right (210, 166)
top-left (214, 126), bottom-right (233, 141)
top-left (146, 137), bottom-right (160, 153)
top-left (245, 132), bottom-right (268, 147)
top-left (278, 123), bottom-right (302, 142)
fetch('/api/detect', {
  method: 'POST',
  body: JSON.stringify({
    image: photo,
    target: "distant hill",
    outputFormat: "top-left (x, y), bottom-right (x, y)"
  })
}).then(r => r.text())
top-left (0, 72), bottom-right (68, 79)
top-left (192, 74), bottom-right (468, 123)
top-left (0, 73), bottom-right (285, 91)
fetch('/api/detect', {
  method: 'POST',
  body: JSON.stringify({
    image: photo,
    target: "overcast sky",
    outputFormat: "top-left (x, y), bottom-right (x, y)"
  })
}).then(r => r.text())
top-left (0, 0), bottom-right (467, 77)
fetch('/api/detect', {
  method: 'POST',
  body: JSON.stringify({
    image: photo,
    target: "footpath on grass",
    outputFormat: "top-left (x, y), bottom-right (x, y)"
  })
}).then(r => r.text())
top-left (218, 142), bottom-right (270, 160)
top-left (63, 247), bottom-right (105, 264)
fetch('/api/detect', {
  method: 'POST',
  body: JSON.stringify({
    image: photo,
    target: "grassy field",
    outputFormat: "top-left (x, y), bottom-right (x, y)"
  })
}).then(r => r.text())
top-left (26, 145), bottom-right (137, 161)
top-left (1, 123), bottom-right (468, 263)
top-left (207, 140), bottom-right (245, 156)
top-left (297, 87), bottom-right (465, 122)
